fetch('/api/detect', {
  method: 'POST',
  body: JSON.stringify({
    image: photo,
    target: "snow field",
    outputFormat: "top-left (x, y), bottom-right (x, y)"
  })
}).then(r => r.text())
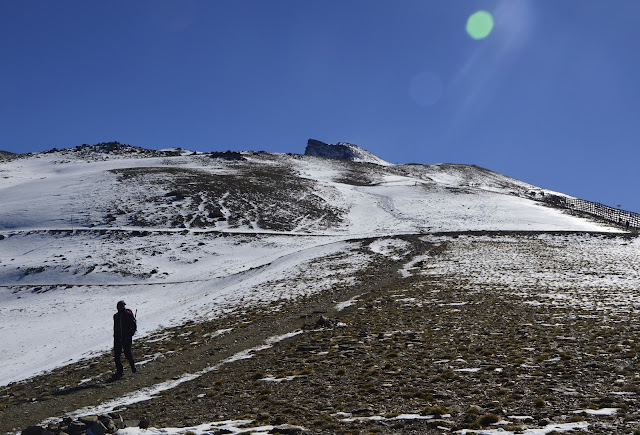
top-left (411, 233), bottom-right (640, 316)
top-left (1, 149), bottom-right (622, 236)
top-left (457, 421), bottom-right (589, 434)
top-left (289, 154), bottom-right (622, 235)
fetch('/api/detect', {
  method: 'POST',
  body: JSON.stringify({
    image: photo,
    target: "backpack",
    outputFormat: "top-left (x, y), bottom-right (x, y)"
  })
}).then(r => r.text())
top-left (126, 308), bottom-right (137, 335)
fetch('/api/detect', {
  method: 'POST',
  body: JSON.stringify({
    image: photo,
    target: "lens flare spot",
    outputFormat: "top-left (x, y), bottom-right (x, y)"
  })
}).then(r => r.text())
top-left (466, 10), bottom-right (494, 40)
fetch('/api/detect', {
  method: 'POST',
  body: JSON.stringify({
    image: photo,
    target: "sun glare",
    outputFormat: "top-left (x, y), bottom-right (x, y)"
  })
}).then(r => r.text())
top-left (466, 10), bottom-right (494, 40)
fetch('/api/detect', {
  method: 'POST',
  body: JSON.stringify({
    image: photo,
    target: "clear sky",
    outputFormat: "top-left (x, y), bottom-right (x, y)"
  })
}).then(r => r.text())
top-left (2, 1), bottom-right (639, 212)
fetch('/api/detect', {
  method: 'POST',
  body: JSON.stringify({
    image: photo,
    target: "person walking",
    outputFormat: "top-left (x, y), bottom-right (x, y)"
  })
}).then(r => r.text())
top-left (113, 300), bottom-right (137, 377)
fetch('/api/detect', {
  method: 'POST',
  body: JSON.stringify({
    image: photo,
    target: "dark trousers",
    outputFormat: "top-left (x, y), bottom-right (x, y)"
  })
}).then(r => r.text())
top-left (114, 335), bottom-right (135, 373)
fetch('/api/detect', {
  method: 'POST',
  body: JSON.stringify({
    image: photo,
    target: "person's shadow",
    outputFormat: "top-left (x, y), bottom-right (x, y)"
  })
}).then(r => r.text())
top-left (105, 372), bottom-right (125, 383)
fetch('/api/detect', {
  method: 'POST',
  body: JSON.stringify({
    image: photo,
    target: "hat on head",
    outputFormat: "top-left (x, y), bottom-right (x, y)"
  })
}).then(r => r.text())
top-left (117, 300), bottom-right (126, 309)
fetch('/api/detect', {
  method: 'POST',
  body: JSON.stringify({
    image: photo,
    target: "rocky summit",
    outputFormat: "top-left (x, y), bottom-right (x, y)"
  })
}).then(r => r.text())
top-left (304, 139), bottom-right (391, 166)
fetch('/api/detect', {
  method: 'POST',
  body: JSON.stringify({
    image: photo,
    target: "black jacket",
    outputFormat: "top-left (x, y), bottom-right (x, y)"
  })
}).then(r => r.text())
top-left (114, 309), bottom-right (136, 340)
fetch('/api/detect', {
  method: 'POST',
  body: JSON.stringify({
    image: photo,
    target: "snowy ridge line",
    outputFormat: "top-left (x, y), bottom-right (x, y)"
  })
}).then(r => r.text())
top-left (1, 228), bottom-right (630, 239)
top-left (0, 227), bottom-right (341, 237)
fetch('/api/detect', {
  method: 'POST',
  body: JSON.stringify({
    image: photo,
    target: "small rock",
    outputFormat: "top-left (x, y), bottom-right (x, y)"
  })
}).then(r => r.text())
top-left (315, 315), bottom-right (337, 328)
top-left (255, 412), bottom-right (270, 422)
top-left (138, 418), bottom-right (150, 429)
top-left (271, 415), bottom-right (286, 425)
top-left (268, 424), bottom-right (305, 434)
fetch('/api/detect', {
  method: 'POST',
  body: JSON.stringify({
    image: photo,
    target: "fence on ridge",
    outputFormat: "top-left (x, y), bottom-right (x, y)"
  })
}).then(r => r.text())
top-left (541, 194), bottom-right (640, 230)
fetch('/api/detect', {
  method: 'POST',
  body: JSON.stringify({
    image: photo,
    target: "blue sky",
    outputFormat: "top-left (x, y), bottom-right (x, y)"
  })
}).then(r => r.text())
top-left (2, 1), bottom-right (639, 212)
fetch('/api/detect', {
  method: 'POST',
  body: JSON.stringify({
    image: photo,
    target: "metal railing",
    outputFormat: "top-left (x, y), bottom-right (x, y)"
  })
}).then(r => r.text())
top-left (541, 194), bottom-right (640, 230)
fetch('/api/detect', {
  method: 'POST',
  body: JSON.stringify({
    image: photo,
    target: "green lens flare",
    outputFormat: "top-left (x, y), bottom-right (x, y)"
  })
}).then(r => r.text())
top-left (466, 10), bottom-right (494, 40)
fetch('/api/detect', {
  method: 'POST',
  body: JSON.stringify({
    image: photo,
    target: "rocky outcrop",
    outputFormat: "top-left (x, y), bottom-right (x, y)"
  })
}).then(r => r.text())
top-left (71, 142), bottom-right (182, 157)
top-left (0, 150), bottom-right (19, 162)
top-left (208, 150), bottom-right (246, 161)
top-left (39, 142), bottom-right (183, 158)
top-left (304, 139), bottom-right (391, 166)
top-left (20, 414), bottom-right (140, 435)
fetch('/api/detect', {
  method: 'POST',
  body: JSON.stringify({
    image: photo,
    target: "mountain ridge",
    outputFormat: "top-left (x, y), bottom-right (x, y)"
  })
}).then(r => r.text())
top-left (0, 142), bottom-right (603, 235)
top-left (1, 139), bottom-right (639, 434)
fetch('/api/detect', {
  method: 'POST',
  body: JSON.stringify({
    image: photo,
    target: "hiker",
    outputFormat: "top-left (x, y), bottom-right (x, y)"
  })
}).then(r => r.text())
top-left (113, 300), bottom-right (137, 377)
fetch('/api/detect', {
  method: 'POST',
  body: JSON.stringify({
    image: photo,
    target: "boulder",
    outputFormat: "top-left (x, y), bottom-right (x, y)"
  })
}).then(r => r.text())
top-left (21, 426), bottom-right (53, 435)
top-left (69, 421), bottom-right (88, 434)
top-left (86, 421), bottom-right (107, 435)
top-left (98, 415), bottom-right (116, 432)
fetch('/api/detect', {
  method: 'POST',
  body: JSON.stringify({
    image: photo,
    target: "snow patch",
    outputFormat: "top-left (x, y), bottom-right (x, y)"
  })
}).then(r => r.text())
top-left (458, 421), bottom-right (588, 434)
top-left (573, 407), bottom-right (618, 416)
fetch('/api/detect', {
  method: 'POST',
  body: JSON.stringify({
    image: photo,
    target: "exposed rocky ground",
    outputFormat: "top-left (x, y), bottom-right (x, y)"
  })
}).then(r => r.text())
top-left (3, 233), bottom-right (640, 434)
top-left (109, 162), bottom-right (343, 231)
top-left (0, 151), bottom-right (19, 163)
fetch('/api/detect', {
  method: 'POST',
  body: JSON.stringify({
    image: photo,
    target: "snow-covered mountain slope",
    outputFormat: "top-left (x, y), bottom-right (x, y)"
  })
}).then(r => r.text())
top-left (0, 145), bottom-right (616, 235)
top-left (0, 143), bottom-right (624, 386)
